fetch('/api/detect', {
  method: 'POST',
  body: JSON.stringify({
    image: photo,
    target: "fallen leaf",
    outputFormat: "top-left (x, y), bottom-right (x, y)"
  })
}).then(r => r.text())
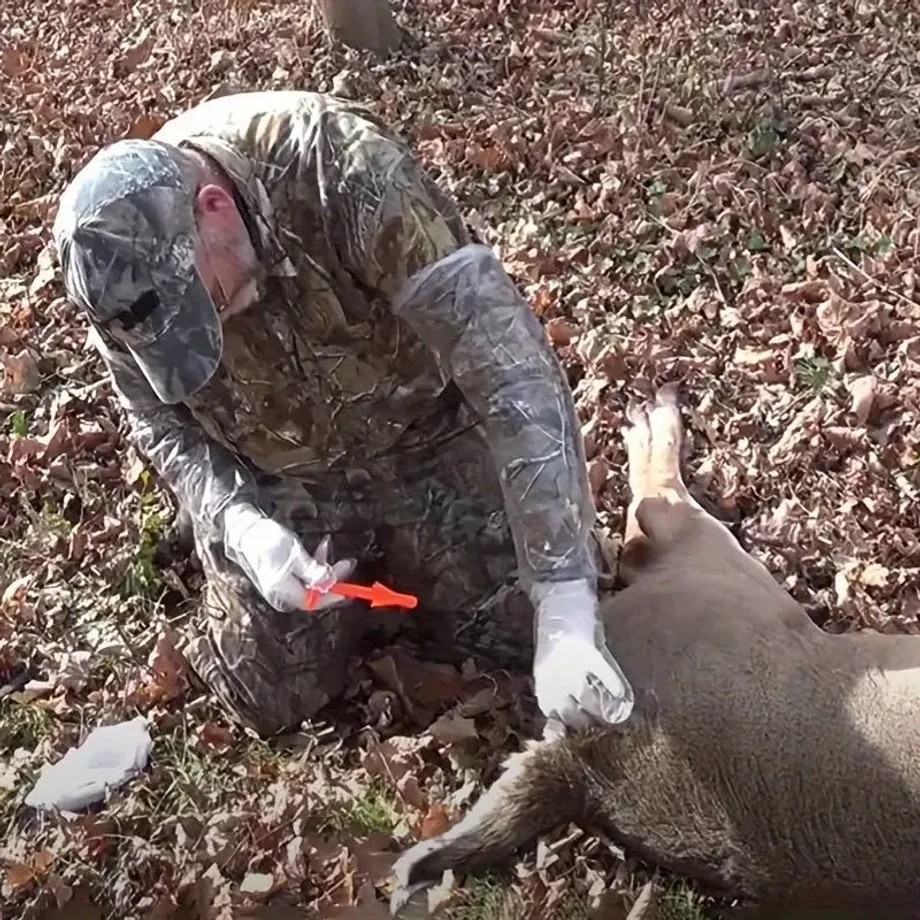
top-left (733, 346), bottom-right (775, 366)
top-left (118, 32), bottom-right (153, 74)
top-left (5, 861), bottom-right (37, 892)
top-left (418, 802), bottom-right (451, 839)
top-left (663, 104), bottom-right (694, 126)
top-left (329, 880), bottom-right (392, 919)
top-left (781, 279), bottom-right (827, 302)
top-left (37, 887), bottom-right (103, 920)
top-left (350, 832), bottom-right (399, 883)
top-left (425, 711), bottom-right (479, 745)
top-left (239, 872), bottom-right (278, 898)
top-left (46, 873), bottom-right (74, 909)
top-left (1, 349), bottom-right (41, 395)
top-left (362, 735), bottom-right (432, 787)
top-left (1, 45), bottom-right (30, 78)
top-left (530, 285), bottom-right (555, 317)
top-left (859, 563), bottom-right (889, 587)
top-left (126, 629), bottom-right (189, 706)
top-left (588, 457), bottom-right (610, 497)
top-left (626, 881), bottom-right (658, 920)
top-left (546, 317), bottom-right (579, 346)
top-left (209, 49), bottom-right (235, 74)
top-left (846, 374), bottom-right (877, 425)
top-left (196, 721), bottom-right (236, 751)
top-left (369, 648), bottom-right (467, 709)
top-left (124, 115), bottom-right (165, 139)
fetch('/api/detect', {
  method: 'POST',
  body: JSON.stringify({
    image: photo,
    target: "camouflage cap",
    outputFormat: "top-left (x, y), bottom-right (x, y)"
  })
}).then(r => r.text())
top-left (52, 138), bottom-right (223, 405)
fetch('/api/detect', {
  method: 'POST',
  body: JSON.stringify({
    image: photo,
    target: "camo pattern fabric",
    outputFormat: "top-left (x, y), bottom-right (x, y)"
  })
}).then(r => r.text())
top-left (185, 425), bottom-right (543, 736)
top-left (73, 92), bottom-right (600, 733)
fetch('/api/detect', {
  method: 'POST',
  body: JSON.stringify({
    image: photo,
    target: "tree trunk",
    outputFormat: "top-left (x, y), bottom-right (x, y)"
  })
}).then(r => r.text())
top-left (313, 0), bottom-right (402, 56)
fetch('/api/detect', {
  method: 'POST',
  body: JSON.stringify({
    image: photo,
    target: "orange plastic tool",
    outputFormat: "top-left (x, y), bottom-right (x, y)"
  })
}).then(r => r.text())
top-left (303, 580), bottom-right (418, 611)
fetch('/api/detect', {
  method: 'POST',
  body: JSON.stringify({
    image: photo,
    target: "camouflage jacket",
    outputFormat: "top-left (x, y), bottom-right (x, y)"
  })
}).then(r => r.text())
top-left (92, 91), bottom-right (596, 590)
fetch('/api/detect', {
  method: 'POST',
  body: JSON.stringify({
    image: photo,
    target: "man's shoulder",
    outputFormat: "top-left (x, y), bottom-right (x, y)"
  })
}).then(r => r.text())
top-left (154, 90), bottom-right (396, 150)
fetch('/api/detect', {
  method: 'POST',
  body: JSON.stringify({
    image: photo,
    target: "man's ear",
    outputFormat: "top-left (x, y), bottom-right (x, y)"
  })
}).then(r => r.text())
top-left (195, 183), bottom-right (235, 218)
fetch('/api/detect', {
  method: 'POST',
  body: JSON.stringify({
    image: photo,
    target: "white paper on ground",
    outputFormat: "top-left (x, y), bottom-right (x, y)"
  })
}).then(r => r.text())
top-left (25, 715), bottom-right (153, 812)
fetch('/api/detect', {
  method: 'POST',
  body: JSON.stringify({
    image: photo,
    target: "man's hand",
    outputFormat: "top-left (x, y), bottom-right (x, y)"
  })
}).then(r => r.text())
top-left (531, 579), bottom-right (634, 737)
top-left (224, 503), bottom-right (355, 612)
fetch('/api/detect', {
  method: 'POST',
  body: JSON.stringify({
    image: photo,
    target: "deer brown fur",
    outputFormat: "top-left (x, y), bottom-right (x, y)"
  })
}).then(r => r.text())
top-left (390, 385), bottom-right (920, 917)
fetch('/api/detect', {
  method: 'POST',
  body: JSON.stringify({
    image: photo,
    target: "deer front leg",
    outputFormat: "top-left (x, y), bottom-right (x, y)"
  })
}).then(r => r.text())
top-left (389, 741), bottom-right (585, 915)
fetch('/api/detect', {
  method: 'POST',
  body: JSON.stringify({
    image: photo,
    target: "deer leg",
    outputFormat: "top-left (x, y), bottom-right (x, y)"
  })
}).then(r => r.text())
top-left (623, 399), bottom-right (653, 546)
top-left (619, 385), bottom-right (714, 583)
top-left (645, 383), bottom-right (701, 509)
top-left (389, 741), bottom-right (584, 914)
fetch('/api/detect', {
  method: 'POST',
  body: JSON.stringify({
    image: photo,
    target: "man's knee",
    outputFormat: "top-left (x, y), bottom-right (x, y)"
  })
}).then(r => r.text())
top-left (186, 542), bottom-right (365, 736)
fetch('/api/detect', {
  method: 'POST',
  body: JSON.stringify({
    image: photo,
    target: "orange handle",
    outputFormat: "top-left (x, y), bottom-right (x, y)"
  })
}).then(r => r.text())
top-left (303, 580), bottom-right (418, 611)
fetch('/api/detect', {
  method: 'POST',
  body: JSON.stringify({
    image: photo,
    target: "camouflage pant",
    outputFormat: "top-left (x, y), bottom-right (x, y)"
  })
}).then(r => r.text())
top-left (184, 428), bottom-right (548, 736)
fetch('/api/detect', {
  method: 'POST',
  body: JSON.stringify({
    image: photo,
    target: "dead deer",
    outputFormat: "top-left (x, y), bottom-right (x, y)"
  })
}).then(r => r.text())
top-left (391, 385), bottom-right (920, 917)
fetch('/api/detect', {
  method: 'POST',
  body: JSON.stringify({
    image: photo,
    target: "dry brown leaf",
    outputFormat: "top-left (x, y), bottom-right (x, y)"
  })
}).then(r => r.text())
top-left (148, 630), bottom-right (189, 698)
top-left (545, 317), bottom-right (579, 346)
top-left (329, 880), bottom-right (391, 919)
top-left (663, 104), bottom-right (694, 127)
top-left (362, 734), bottom-right (432, 787)
top-left (781, 279), bottom-right (827, 302)
top-left (733, 346), bottom-right (775, 366)
top-left (126, 629), bottom-right (189, 706)
top-left (369, 648), bottom-right (467, 709)
top-left (425, 711), bottom-right (479, 745)
top-left (46, 873), bottom-right (74, 909)
top-left (124, 115), bottom-right (165, 140)
top-left (588, 457), bottom-right (610, 497)
top-left (1, 45), bottom-right (31, 78)
top-left (846, 374), bottom-right (878, 425)
top-left (418, 802), bottom-right (451, 839)
top-left (465, 143), bottom-right (509, 171)
top-left (1, 349), bottom-right (41, 395)
top-left (350, 831), bottom-right (398, 883)
top-left (196, 721), bottom-right (236, 751)
top-left (395, 772), bottom-right (427, 810)
top-left (189, 863), bottom-right (235, 920)
top-left (5, 860), bottom-right (37, 892)
top-left (118, 33), bottom-right (154, 74)
top-left (530, 285), bottom-right (555, 317)
top-left (37, 887), bottom-right (103, 920)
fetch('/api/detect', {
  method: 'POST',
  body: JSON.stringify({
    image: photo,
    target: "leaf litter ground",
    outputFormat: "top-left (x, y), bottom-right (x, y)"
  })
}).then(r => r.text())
top-left (2, 0), bottom-right (920, 918)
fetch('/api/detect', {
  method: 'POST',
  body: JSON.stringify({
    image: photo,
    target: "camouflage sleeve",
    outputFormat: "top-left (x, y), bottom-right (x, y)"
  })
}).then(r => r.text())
top-left (91, 331), bottom-right (260, 538)
top-left (339, 153), bottom-right (597, 590)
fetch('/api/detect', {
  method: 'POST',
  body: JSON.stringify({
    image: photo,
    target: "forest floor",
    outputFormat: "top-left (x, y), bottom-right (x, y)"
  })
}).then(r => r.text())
top-left (3, 0), bottom-right (920, 917)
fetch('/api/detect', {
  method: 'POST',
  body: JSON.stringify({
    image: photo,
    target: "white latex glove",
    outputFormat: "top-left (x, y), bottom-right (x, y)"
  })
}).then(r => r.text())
top-left (223, 503), bottom-right (356, 612)
top-left (531, 579), bottom-right (634, 737)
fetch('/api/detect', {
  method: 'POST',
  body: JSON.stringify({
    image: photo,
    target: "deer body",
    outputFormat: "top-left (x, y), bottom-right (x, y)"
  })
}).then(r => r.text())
top-left (391, 389), bottom-right (920, 915)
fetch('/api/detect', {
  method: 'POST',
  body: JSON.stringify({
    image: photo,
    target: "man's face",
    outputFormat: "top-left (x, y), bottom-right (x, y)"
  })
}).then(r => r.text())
top-left (193, 184), bottom-right (260, 320)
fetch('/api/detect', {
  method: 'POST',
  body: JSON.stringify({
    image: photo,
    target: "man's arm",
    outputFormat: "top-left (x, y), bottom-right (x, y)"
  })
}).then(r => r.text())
top-left (93, 332), bottom-right (355, 612)
top-left (92, 330), bottom-right (261, 539)
top-left (336, 153), bottom-right (597, 591)
top-left (332, 146), bottom-right (634, 731)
